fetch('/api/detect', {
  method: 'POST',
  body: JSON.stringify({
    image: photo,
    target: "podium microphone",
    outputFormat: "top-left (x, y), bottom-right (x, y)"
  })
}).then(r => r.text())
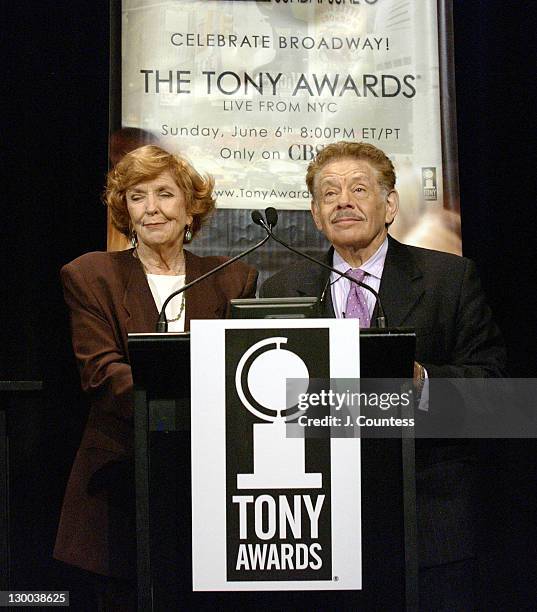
top-left (254, 207), bottom-right (387, 328)
top-left (156, 216), bottom-right (270, 332)
top-left (265, 206), bottom-right (278, 230)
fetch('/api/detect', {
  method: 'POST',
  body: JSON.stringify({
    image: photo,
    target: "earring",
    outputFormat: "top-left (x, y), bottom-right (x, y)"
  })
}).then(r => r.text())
top-left (184, 225), bottom-right (193, 242)
top-left (130, 231), bottom-right (138, 248)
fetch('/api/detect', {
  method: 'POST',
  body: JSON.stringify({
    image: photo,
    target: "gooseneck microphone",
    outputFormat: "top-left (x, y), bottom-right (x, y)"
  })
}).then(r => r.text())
top-left (265, 206), bottom-right (278, 230)
top-left (155, 218), bottom-right (270, 332)
top-left (254, 207), bottom-right (387, 328)
top-left (251, 210), bottom-right (265, 227)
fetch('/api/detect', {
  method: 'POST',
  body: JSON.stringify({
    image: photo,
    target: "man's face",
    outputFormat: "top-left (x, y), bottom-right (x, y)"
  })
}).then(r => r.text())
top-left (311, 157), bottom-right (398, 255)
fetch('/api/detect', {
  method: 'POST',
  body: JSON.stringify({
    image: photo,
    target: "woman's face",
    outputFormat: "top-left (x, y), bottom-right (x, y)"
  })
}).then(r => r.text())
top-left (126, 170), bottom-right (193, 252)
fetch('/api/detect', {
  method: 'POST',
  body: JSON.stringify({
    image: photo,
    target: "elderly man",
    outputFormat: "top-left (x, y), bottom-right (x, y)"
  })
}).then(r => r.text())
top-left (261, 141), bottom-right (505, 380)
top-left (260, 141), bottom-right (506, 608)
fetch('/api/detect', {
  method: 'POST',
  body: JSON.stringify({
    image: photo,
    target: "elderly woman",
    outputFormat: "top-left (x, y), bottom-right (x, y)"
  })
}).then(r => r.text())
top-left (54, 145), bottom-right (257, 594)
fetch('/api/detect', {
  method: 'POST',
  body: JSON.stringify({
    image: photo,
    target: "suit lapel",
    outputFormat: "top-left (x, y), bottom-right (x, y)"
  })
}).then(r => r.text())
top-left (122, 250), bottom-right (159, 333)
top-left (285, 240), bottom-right (422, 324)
top-left (378, 236), bottom-right (424, 327)
top-left (184, 250), bottom-right (224, 331)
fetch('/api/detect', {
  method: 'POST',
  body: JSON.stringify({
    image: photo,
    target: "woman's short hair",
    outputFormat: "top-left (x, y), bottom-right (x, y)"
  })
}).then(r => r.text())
top-left (105, 145), bottom-right (215, 240)
top-left (305, 141), bottom-right (396, 199)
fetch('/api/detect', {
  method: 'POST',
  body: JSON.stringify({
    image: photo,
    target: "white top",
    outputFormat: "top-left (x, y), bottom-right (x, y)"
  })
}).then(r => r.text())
top-left (146, 274), bottom-right (186, 332)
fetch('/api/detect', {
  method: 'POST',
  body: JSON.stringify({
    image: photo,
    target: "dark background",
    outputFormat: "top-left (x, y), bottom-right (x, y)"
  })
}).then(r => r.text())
top-left (3, 0), bottom-right (536, 608)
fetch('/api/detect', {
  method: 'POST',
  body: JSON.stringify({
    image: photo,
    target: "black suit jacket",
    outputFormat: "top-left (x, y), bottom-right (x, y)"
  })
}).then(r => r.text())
top-left (261, 235), bottom-right (506, 379)
top-left (261, 236), bottom-right (507, 598)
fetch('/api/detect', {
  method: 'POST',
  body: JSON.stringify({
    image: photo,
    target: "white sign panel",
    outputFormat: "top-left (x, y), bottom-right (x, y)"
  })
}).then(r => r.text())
top-left (122, 0), bottom-right (445, 215)
top-left (191, 318), bottom-right (361, 591)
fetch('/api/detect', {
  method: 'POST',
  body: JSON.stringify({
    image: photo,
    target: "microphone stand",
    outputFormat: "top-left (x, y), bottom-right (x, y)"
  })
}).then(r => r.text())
top-left (156, 232), bottom-right (270, 332)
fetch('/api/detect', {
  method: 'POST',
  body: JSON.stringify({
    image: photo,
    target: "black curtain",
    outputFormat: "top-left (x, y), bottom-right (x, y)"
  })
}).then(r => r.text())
top-left (454, 2), bottom-right (536, 608)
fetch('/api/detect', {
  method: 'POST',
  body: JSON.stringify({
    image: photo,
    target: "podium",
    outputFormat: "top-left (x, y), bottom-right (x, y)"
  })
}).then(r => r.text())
top-left (130, 327), bottom-right (417, 610)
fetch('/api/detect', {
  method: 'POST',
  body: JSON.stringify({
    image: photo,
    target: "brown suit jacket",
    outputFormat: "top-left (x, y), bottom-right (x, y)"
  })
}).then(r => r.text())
top-left (54, 248), bottom-right (257, 578)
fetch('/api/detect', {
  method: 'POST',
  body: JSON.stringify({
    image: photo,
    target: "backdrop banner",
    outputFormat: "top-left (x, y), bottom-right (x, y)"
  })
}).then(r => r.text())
top-left (112, 0), bottom-right (460, 275)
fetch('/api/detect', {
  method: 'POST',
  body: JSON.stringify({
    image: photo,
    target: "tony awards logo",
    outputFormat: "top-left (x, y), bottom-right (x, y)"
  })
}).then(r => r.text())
top-left (235, 337), bottom-right (322, 489)
top-left (422, 167), bottom-right (438, 201)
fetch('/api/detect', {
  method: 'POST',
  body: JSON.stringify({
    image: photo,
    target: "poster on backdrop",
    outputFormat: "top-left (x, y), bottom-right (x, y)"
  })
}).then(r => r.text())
top-left (121, 1), bottom-right (453, 219)
top-left (190, 319), bottom-right (361, 591)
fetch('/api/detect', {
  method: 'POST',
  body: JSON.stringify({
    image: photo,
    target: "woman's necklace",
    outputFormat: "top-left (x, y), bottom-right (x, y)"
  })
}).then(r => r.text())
top-left (133, 248), bottom-right (186, 322)
top-left (166, 292), bottom-right (185, 322)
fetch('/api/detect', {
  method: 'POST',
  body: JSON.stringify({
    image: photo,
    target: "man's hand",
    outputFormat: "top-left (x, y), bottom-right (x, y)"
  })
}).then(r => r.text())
top-left (414, 361), bottom-right (425, 392)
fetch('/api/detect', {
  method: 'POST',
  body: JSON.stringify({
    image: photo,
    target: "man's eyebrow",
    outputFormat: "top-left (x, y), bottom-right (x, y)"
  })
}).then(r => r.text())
top-left (319, 172), bottom-right (371, 184)
top-left (318, 177), bottom-right (340, 186)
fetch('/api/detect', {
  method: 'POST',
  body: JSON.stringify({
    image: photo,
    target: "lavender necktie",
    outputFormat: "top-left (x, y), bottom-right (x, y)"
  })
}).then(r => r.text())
top-left (344, 268), bottom-right (371, 328)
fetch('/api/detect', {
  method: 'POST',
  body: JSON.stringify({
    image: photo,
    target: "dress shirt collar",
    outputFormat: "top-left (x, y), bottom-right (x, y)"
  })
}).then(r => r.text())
top-left (332, 236), bottom-right (389, 279)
